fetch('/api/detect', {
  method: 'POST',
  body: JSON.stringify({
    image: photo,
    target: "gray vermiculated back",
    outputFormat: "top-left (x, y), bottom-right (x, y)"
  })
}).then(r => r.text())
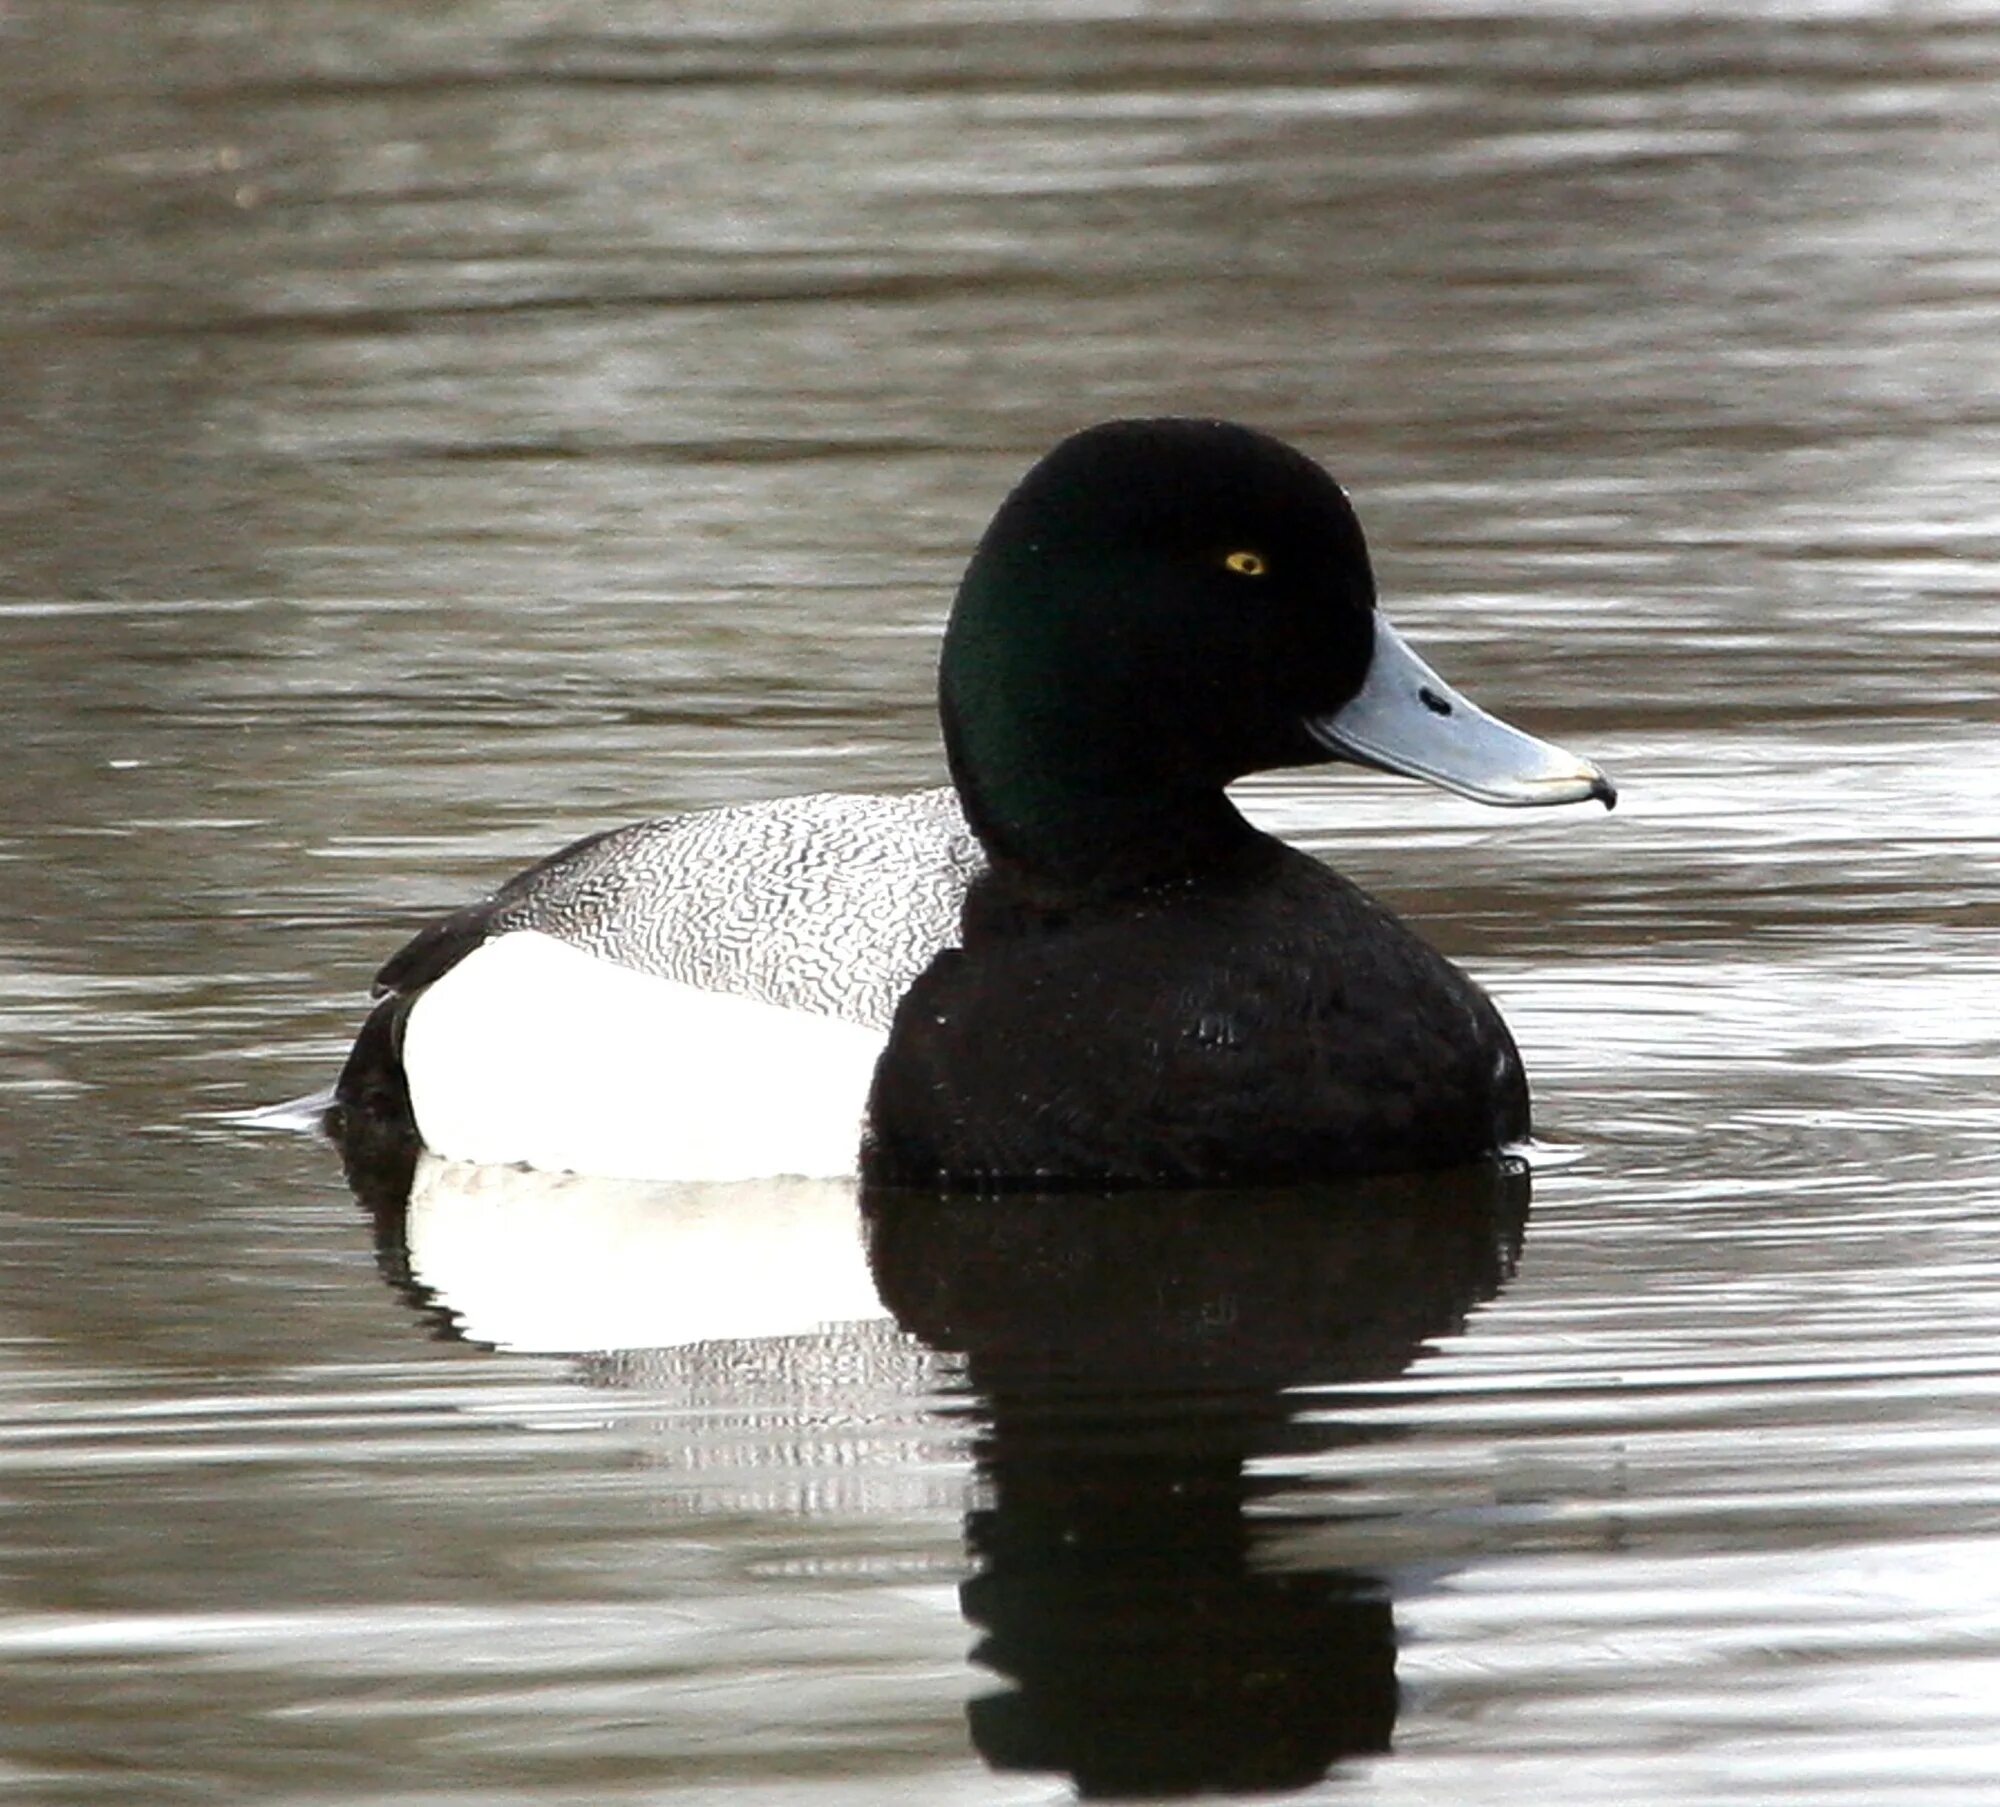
top-left (483, 787), bottom-right (983, 1030)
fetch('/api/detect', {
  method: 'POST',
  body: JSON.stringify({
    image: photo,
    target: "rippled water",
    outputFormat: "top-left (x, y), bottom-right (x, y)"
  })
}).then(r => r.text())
top-left (4, 3), bottom-right (2000, 1801)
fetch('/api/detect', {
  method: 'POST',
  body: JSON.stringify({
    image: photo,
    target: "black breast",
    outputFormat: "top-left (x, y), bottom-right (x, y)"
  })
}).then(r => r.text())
top-left (861, 841), bottom-right (1527, 1189)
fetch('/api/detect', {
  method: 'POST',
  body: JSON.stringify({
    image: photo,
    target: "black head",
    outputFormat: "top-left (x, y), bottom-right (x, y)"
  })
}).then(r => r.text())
top-left (940, 419), bottom-right (1381, 878)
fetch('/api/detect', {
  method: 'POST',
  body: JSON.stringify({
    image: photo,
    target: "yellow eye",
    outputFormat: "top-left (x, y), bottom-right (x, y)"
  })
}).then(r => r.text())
top-left (1223, 550), bottom-right (1268, 577)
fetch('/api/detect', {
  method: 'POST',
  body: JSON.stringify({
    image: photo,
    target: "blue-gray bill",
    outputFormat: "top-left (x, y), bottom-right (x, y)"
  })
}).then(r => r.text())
top-left (1308, 616), bottom-right (1617, 809)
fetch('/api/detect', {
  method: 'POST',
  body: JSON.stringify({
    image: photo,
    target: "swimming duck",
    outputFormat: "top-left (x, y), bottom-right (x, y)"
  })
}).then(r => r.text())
top-left (334, 419), bottom-right (1612, 1186)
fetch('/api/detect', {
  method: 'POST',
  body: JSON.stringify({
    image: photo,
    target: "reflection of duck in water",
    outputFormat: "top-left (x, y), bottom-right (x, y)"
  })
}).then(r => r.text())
top-left (335, 1129), bottom-right (889, 1355)
top-left (866, 1165), bottom-right (1529, 1798)
top-left (333, 1123), bottom-right (1528, 1794)
top-left (332, 419), bottom-right (1609, 1187)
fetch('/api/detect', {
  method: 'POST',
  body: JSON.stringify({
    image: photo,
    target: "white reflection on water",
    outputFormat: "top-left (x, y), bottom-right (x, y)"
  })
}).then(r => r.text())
top-left (402, 1160), bottom-right (888, 1352)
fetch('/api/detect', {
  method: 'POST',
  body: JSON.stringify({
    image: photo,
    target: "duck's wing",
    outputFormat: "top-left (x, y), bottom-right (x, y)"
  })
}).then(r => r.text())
top-left (335, 786), bottom-right (982, 1175)
top-left (368, 821), bottom-right (628, 998)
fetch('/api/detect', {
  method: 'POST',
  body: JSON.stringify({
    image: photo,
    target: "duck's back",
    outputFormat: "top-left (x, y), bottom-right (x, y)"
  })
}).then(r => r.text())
top-left (862, 841), bottom-right (1529, 1189)
top-left (378, 786), bottom-right (981, 1027)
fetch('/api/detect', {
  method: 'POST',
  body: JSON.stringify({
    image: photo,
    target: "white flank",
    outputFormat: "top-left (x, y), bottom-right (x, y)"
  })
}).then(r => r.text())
top-left (401, 930), bottom-right (888, 1181)
top-left (404, 1155), bottom-right (886, 1353)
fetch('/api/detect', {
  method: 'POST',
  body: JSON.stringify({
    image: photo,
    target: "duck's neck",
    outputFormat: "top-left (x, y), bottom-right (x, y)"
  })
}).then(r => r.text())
top-left (943, 689), bottom-right (1261, 897)
top-left (939, 533), bottom-right (1273, 896)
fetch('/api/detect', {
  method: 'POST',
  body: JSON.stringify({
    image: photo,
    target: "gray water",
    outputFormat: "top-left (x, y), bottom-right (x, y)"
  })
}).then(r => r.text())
top-left (5, 2), bottom-right (2000, 1800)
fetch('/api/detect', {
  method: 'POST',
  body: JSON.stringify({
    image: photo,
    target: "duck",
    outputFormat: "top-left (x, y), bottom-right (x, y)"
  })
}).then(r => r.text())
top-left (333, 418), bottom-right (1613, 1187)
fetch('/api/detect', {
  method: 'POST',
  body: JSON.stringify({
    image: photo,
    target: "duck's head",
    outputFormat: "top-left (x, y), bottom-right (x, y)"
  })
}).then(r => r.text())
top-left (940, 419), bottom-right (1614, 882)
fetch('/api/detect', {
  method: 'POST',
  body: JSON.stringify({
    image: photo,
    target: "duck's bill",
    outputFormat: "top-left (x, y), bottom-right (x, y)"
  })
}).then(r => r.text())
top-left (1307, 616), bottom-right (1616, 809)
